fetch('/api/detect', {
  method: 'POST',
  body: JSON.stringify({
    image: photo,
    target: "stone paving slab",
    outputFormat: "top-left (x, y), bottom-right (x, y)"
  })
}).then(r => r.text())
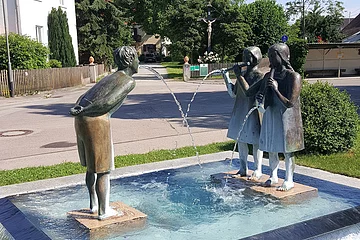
top-left (68, 202), bottom-right (147, 231)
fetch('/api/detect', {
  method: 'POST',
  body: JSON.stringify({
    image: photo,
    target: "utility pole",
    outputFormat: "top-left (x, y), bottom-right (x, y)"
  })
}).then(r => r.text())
top-left (2, 0), bottom-right (14, 97)
top-left (302, 0), bottom-right (306, 40)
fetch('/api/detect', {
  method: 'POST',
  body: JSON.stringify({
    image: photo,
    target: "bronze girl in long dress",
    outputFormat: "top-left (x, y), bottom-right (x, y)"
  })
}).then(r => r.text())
top-left (256, 43), bottom-right (304, 191)
top-left (222, 46), bottom-right (264, 179)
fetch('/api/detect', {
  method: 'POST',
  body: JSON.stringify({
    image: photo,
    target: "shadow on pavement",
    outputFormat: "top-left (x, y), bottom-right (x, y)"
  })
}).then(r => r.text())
top-left (23, 91), bottom-right (233, 130)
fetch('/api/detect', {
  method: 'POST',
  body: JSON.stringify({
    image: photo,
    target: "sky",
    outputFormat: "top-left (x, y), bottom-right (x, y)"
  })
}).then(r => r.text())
top-left (246, 0), bottom-right (360, 18)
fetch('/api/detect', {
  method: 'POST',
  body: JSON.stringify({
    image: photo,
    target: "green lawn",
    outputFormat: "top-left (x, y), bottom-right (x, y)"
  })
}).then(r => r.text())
top-left (1, 126), bottom-right (360, 186)
top-left (161, 62), bottom-right (183, 79)
top-left (296, 133), bottom-right (360, 178)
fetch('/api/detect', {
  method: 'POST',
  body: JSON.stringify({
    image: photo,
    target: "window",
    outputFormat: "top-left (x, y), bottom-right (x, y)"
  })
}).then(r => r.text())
top-left (35, 25), bottom-right (43, 43)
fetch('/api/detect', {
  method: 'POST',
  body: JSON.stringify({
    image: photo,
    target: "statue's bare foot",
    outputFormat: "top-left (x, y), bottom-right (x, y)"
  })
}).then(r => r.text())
top-left (98, 208), bottom-right (123, 221)
top-left (263, 177), bottom-right (278, 187)
top-left (277, 181), bottom-right (294, 191)
top-left (236, 169), bottom-right (248, 177)
top-left (90, 206), bottom-right (98, 214)
top-left (248, 170), bottom-right (262, 181)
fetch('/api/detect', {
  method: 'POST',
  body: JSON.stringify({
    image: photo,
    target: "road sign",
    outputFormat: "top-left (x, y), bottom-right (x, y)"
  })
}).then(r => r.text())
top-left (200, 64), bottom-right (208, 76)
top-left (281, 35), bottom-right (288, 43)
top-left (190, 65), bottom-right (200, 71)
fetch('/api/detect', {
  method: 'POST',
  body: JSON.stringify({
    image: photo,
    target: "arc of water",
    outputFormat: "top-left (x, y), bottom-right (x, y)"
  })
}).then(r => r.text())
top-left (223, 106), bottom-right (258, 184)
top-left (139, 65), bottom-right (202, 166)
top-left (183, 69), bottom-right (222, 124)
top-left (230, 106), bottom-right (258, 167)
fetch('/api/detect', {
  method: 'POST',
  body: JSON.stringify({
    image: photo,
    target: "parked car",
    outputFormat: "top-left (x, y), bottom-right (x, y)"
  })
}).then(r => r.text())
top-left (144, 53), bottom-right (156, 63)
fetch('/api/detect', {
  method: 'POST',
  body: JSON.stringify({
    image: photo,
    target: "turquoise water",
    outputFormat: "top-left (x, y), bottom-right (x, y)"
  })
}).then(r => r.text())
top-left (10, 160), bottom-right (360, 239)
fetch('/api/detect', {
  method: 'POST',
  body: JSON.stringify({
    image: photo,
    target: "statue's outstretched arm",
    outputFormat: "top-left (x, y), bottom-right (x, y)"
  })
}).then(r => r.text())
top-left (222, 71), bottom-right (236, 98)
top-left (70, 74), bottom-right (135, 117)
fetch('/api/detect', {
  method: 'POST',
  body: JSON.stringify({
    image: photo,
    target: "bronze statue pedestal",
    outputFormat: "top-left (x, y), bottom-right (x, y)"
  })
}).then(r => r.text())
top-left (68, 202), bottom-right (147, 236)
top-left (211, 170), bottom-right (318, 202)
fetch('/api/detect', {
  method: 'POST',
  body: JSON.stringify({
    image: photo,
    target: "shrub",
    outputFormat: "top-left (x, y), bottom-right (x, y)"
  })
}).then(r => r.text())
top-left (301, 81), bottom-right (359, 154)
top-left (163, 56), bottom-right (172, 62)
top-left (288, 39), bottom-right (308, 77)
top-left (48, 59), bottom-right (62, 68)
top-left (0, 33), bottom-right (49, 70)
top-left (198, 51), bottom-right (220, 64)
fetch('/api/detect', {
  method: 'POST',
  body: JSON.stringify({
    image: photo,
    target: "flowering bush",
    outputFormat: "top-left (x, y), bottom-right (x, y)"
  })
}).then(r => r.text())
top-left (197, 51), bottom-right (220, 63)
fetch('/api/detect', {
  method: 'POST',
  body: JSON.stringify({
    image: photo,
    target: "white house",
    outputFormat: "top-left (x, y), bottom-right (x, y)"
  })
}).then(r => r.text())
top-left (0, 0), bottom-right (78, 64)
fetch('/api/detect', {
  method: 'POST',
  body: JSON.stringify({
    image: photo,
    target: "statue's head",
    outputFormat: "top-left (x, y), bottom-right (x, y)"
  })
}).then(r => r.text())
top-left (243, 46), bottom-right (262, 66)
top-left (268, 43), bottom-right (293, 71)
top-left (114, 46), bottom-right (139, 73)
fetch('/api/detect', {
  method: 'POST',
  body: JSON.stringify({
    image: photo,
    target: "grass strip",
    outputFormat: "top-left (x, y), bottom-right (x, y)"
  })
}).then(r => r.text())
top-left (0, 141), bottom-right (234, 186)
top-left (161, 62), bottom-right (183, 79)
top-left (296, 128), bottom-right (360, 178)
top-left (1, 127), bottom-right (360, 186)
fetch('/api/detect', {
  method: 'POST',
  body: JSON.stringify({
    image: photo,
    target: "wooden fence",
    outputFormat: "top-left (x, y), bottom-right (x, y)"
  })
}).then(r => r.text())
top-left (0, 64), bottom-right (105, 97)
top-left (190, 63), bottom-right (233, 78)
top-left (189, 59), bottom-right (270, 78)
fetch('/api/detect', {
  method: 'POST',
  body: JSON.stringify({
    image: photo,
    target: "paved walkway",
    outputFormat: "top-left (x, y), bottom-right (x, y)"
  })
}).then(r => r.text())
top-left (1, 64), bottom-right (360, 170)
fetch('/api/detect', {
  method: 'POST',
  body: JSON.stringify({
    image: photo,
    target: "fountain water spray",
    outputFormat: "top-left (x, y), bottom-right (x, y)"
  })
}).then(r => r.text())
top-left (230, 106), bottom-right (257, 166)
top-left (184, 62), bottom-right (250, 121)
top-left (139, 65), bottom-right (202, 166)
top-left (183, 69), bottom-right (222, 124)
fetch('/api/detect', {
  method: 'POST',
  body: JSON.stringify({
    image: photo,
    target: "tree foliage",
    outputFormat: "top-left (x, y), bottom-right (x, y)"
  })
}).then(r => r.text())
top-left (288, 39), bottom-right (308, 76)
top-left (285, 0), bottom-right (345, 42)
top-left (211, 1), bottom-right (252, 62)
top-left (165, 0), bottom-right (205, 62)
top-left (0, 33), bottom-right (49, 70)
top-left (47, 7), bottom-right (76, 67)
top-left (129, 0), bottom-right (170, 37)
top-left (240, 0), bottom-right (288, 54)
top-left (75, 0), bottom-right (133, 66)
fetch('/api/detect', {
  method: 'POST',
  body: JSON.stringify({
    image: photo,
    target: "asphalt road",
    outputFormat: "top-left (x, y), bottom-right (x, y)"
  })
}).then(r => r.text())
top-left (0, 64), bottom-right (231, 170)
top-left (1, 64), bottom-right (360, 170)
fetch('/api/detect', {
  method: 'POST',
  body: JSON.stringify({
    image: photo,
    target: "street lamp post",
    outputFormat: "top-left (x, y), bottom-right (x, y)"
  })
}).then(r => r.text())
top-left (2, 0), bottom-right (14, 97)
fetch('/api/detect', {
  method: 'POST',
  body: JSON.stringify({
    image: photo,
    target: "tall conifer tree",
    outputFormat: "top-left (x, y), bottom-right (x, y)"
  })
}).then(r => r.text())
top-left (48, 7), bottom-right (76, 67)
top-left (75, 0), bottom-right (133, 67)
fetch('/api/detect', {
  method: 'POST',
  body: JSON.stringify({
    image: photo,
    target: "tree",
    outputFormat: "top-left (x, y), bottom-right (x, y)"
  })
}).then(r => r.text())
top-left (128, 0), bottom-right (171, 37)
top-left (240, 0), bottom-right (288, 54)
top-left (76, 0), bottom-right (133, 67)
top-left (285, 0), bottom-right (345, 42)
top-left (47, 7), bottom-right (76, 67)
top-left (164, 0), bottom-right (205, 62)
top-left (0, 33), bottom-right (49, 70)
top-left (211, 1), bottom-right (252, 62)
top-left (287, 38), bottom-right (308, 76)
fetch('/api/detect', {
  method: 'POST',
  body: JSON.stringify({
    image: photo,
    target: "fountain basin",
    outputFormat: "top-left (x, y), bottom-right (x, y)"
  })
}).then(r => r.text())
top-left (2, 151), bottom-right (360, 239)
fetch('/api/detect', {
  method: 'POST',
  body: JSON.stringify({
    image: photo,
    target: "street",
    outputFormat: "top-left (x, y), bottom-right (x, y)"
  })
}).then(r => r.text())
top-left (1, 64), bottom-right (360, 170)
top-left (0, 64), bottom-right (231, 170)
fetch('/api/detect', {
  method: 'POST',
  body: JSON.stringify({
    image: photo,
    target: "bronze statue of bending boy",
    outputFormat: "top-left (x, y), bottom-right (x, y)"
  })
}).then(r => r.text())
top-left (70, 46), bottom-right (139, 220)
